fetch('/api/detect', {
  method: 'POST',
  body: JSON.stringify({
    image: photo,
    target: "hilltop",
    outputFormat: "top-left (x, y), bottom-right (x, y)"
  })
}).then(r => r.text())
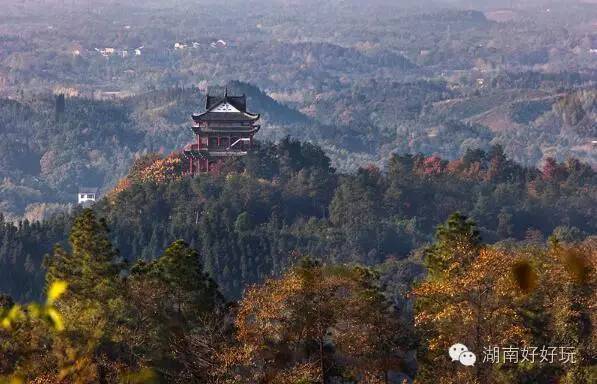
top-left (1, 81), bottom-right (595, 220)
top-left (1, 138), bottom-right (595, 300)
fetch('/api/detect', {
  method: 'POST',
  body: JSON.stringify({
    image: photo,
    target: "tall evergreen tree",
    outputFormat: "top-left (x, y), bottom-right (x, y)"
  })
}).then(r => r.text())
top-left (127, 240), bottom-right (225, 382)
top-left (131, 239), bottom-right (222, 314)
top-left (425, 212), bottom-right (482, 278)
top-left (45, 208), bottom-right (121, 301)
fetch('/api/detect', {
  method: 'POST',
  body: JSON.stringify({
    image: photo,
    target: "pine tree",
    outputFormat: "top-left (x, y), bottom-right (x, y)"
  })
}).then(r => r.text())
top-left (127, 240), bottom-right (224, 382)
top-left (425, 212), bottom-right (482, 278)
top-left (45, 208), bottom-right (121, 301)
top-left (40, 209), bottom-right (124, 383)
top-left (131, 239), bottom-right (222, 316)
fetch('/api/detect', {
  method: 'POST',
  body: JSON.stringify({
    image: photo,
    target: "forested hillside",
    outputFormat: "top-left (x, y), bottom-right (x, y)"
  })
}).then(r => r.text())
top-left (1, 139), bottom-right (594, 302)
top-left (0, 155), bottom-right (594, 382)
top-left (1, 0), bottom-right (596, 222)
top-left (0, 0), bottom-right (595, 382)
top-left (0, 84), bottom-right (323, 219)
top-left (1, 82), bottom-right (595, 220)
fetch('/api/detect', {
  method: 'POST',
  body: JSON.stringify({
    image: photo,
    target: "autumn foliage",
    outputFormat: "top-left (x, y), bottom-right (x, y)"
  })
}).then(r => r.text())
top-left (109, 153), bottom-right (187, 197)
top-left (219, 260), bottom-right (408, 384)
top-left (413, 214), bottom-right (596, 384)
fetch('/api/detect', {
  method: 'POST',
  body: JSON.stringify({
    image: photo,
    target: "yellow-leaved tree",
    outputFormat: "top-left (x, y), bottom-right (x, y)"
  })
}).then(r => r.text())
top-left (0, 280), bottom-right (68, 384)
top-left (218, 258), bottom-right (411, 384)
top-left (414, 213), bottom-right (595, 384)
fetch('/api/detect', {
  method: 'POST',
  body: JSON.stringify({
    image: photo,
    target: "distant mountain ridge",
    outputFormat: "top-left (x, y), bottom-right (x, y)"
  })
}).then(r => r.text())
top-left (0, 81), bottom-right (595, 220)
top-left (0, 82), bottom-right (326, 219)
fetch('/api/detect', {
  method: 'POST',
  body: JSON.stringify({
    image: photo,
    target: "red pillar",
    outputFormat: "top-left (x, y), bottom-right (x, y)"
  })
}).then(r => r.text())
top-left (189, 157), bottom-right (194, 175)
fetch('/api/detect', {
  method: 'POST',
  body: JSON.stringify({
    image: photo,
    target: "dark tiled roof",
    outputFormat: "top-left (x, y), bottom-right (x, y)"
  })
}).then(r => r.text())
top-left (206, 94), bottom-right (247, 112)
top-left (192, 111), bottom-right (259, 122)
top-left (194, 92), bottom-right (259, 122)
top-left (79, 187), bottom-right (99, 194)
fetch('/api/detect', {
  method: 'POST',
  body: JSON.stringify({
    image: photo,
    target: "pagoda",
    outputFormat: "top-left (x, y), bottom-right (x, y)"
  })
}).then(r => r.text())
top-left (184, 90), bottom-right (260, 174)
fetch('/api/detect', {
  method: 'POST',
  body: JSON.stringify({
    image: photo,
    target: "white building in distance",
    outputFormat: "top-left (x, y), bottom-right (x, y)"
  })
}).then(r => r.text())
top-left (78, 187), bottom-right (100, 205)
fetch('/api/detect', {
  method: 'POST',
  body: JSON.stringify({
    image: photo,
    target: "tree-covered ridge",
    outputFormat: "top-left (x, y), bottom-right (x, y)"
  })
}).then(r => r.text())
top-left (0, 139), bottom-right (594, 302)
top-left (1, 83), bottom-right (595, 221)
top-left (0, 84), bottom-right (323, 219)
top-left (1, 0), bottom-right (596, 220)
top-left (0, 209), bottom-right (593, 383)
top-left (1, 0), bottom-right (594, 95)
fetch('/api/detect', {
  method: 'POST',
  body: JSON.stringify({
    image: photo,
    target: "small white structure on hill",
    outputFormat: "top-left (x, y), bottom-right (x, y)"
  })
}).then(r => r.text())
top-left (95, 48), bottom-right (116, 57)
top-left (78, 187), bottom-right (100, 205)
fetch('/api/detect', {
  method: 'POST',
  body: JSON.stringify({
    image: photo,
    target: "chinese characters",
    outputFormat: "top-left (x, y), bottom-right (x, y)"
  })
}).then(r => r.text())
top-left (482, 346), bottom-right (576, 364)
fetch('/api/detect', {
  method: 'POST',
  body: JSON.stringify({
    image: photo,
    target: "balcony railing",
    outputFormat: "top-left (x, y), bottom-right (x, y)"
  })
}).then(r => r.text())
top-left (185, 140), bottom-right (251, 152)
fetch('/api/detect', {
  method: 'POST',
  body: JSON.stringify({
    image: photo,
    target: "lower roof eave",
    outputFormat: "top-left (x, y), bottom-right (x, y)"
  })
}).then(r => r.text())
top-left (191, 126), bottom-right (260, 135)
top-left (184, 150), bottom-right (248, 158)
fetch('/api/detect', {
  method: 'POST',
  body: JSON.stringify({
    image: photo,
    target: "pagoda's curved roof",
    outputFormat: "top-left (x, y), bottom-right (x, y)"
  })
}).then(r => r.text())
top-left (206, 94), bottom-right (247, 111)
top-left (192, 111), bottom-right (260, 122)
top-left (192, 93), bottom-right (260, 122)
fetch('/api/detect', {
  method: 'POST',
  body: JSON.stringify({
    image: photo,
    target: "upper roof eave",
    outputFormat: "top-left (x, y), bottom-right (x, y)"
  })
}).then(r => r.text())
top-left (191, 111), bottom-right (260, 122)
